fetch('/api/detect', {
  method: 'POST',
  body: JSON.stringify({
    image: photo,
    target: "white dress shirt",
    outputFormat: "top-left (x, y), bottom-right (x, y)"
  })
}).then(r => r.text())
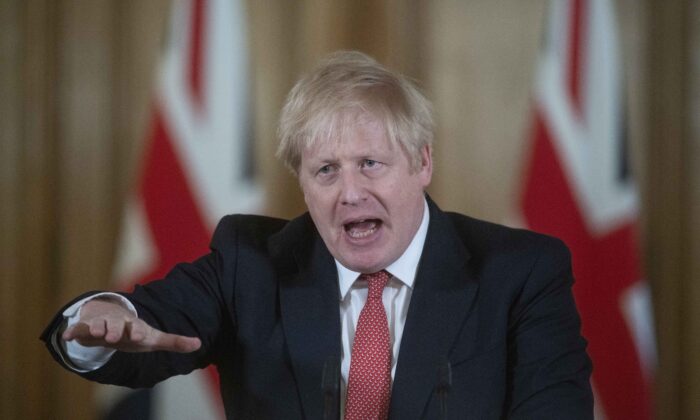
top-left (336, 199), bottom-right (429, 409)
top-left (62, 199), bottom-right (431, 405)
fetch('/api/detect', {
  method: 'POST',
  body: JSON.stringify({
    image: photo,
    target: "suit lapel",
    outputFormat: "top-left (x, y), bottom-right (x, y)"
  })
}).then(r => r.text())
top-left (389, 201), bottom-right (479, 420)
top-left (273, 215), bottom-right (341, 420)
top-left (272, 201), bottom-right (478, 419)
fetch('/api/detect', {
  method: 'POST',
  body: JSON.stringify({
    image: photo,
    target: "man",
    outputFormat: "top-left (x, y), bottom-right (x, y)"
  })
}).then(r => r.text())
top-left (42, 51), bottom-right (593, 419)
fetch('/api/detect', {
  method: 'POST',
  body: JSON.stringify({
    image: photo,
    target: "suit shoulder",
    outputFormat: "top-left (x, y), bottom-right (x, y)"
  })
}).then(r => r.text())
top-left (443, 212), bottom-right (574, 313)
top-left (444, 212), bottom-right (569, 261)
top-left (211, 214), bottom-right (289, 251)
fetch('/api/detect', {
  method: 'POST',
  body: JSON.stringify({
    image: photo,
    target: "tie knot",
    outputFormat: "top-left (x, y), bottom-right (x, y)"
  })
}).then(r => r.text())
top-left (361, 270), bottom-right (390, 301)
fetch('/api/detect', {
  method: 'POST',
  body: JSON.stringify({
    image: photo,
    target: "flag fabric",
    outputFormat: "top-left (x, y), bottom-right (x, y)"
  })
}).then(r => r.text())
top-left (105, 0), bottom-right (261, 418)
top-left (519, 0), bottom-right (655, 418)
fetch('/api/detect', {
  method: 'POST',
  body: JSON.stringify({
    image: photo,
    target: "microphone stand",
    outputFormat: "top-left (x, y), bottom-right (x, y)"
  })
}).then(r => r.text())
top-left (322, 356), bottom-right (340, 420)
top-left (436, 358), bottom-right (452, 420)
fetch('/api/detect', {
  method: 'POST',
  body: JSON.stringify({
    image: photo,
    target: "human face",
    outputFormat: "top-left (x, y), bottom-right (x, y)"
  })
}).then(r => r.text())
top-left (298, 117), bottom-right (432, 274)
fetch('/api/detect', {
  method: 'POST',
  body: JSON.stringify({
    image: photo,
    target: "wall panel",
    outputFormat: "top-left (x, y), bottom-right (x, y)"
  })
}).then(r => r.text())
top-left (687, 3), bottom-right (700, 416)
top-left (0, 2), bottom-right (22, 419)
top-left (425, 1), bottom-right (547, 221)
top-left (647, 1), bottom-right (693, 419)
top-left (19, 1), bottom-right (61, 418)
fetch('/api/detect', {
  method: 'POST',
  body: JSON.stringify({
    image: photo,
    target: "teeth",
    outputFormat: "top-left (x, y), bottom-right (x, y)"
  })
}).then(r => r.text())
top-left (348, 226), bottom-right (376, 238)
top-left (347, 220), bottom-right (377, 239)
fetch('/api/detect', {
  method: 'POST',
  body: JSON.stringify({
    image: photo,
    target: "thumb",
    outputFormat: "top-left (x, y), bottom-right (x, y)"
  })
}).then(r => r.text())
top-left (151, 331), bottom-right (202, 353)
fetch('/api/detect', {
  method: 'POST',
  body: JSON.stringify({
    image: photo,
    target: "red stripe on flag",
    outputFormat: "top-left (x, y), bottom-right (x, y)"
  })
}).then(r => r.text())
top-left (521, 112), bottom-right (652, 419)
top-left (137, 107), bottom-right (210, 283)
top-left (132, 105), bottom-right (224, 415)
top-left (568, 0), bottom-right (585, 117)
top-left (188, 0), bottom-right (206, 111)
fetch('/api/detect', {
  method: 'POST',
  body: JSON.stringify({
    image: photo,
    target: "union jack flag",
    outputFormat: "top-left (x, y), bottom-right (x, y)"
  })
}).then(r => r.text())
top-left (519, 0), bottom-right (655, 418)
top-left (104, 0), bottom-right (260, 418)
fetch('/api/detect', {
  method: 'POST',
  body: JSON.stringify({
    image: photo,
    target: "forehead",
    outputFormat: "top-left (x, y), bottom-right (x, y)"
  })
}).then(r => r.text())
top-left (302, 115), bottom-right (395, 161)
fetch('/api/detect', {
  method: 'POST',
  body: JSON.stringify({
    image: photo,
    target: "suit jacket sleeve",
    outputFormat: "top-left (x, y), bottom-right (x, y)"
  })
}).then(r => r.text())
top-left (505, 238), bottom-right (593, 419)
top-left (40, 215), bottom-right (242, 388)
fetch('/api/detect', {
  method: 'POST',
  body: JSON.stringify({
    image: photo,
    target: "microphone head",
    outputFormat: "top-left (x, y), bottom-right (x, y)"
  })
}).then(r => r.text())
top-left (436, 357), bottom-right (452, 393)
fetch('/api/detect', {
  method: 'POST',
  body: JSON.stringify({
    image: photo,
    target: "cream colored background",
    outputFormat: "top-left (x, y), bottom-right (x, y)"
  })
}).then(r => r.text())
top-left (1, 1), bottom-right (697, 419)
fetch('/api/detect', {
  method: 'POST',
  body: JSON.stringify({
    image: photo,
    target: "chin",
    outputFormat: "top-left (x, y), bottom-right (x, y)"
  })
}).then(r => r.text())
top-left (336, 240), bottom-right (393, 272)
top-left (341, 256), bottom-right (386, 274)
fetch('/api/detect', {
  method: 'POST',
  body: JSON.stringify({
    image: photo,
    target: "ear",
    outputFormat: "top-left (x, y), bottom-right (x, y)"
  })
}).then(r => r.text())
top-left (417, 145), bottom-right (433, 187)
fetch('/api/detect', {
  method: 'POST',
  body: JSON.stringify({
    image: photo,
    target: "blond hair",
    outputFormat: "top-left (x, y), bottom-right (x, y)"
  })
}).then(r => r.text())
top-left (276, 51), bottom-right (434, 175)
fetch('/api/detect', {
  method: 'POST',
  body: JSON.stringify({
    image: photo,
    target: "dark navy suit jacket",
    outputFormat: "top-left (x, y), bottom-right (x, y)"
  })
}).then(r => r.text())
top-left (42, 199), bottom-right (593, 419)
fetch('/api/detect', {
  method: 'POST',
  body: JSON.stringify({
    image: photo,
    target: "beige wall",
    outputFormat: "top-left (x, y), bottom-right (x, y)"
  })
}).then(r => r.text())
top-left (0, 1), bottom-right (168, 418)
top-left (426, 1), bottom-right (548, 220)
top-left (1, 1), bottom-right (698, 419)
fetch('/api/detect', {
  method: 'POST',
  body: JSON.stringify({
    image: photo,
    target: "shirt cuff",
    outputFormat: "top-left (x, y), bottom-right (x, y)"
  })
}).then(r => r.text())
top-left (55, 292), bottom-right (137, 372)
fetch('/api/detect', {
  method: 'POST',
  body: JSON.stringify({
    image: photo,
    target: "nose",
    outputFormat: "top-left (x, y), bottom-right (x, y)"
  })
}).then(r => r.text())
top-left (339, 169), bottom-right (367, 206)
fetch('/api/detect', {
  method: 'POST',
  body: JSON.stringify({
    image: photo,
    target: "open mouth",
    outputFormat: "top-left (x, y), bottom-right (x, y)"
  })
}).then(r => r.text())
top-left (344, 219), bottom-right (382, 239)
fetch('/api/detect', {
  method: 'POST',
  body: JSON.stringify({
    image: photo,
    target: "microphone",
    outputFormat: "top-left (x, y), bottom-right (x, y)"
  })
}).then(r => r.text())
top-left (436, 357), bottom-right (452, 420)
top-left (322, 356), bottom-right (340, 420)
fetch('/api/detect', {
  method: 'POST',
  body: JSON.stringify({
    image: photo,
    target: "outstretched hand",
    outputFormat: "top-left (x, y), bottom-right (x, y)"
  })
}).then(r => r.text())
top-left (62, 297), bottom-right (201, 353)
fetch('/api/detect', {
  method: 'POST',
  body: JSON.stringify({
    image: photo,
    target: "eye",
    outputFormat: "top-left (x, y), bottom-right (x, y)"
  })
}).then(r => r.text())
top-left (316, 164), bottom-right (337, 177)
top-left (362, 159), bottom-right (380, 169)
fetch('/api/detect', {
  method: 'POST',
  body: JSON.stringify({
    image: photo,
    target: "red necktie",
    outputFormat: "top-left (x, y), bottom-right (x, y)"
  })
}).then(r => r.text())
top-left (345, 270), bottom-right (392, 420)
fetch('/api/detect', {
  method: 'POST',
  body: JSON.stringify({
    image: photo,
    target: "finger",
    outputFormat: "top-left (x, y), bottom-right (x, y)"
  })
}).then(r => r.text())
top-left (88, 318), bottom-right (107, 338)
top-left (104, 318), bottom-right (126, 344)
top-left (75, 336), bottom-right (114, 347)
top-left (151, 331), bottom-right (201, 353)
top-left (126, 320), bottom-right (146, 342)
top-left (62, 322), bottom-right (88, 341)
top-left (173, 336), bottom-right (202, 353)
top-left (63, 323), bottom-right (111, 347)
top-left (63, 321), bottom-right (102, 341)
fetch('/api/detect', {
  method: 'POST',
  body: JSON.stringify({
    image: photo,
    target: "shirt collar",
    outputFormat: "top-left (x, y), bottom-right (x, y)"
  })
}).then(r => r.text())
top-left (336, 198), bottom-right (430, 300)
